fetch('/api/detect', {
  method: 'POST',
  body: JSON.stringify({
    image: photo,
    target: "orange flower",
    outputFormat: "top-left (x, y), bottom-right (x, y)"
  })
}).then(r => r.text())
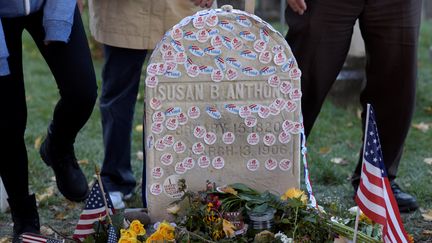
top-left (129, 220), bottom-right (146, 236)
top-left (120, 229), bottom-right (137, 238)
top-left (281, 188), bottom-right (308, 204)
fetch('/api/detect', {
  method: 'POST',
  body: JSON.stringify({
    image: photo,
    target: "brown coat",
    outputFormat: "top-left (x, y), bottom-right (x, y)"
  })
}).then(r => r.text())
top-left (88, 0), bottom-right (216, 50)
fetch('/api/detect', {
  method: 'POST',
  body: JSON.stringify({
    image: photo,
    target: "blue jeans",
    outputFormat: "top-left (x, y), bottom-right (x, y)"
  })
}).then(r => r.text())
top-left (100, 45), bottom-right (147, 196)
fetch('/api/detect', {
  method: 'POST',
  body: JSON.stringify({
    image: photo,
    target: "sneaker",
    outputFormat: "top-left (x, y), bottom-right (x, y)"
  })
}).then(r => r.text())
top-left (40, 138), bottom-right (89, 202)
top-left (109, 191), bottom-right (126, 209)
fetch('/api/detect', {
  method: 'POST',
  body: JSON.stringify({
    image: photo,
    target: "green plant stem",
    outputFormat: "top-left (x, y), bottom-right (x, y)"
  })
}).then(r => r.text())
top-left (292, 206), bottom-right (299, 240)
top-left (175, 226), bottom-right (217, 243)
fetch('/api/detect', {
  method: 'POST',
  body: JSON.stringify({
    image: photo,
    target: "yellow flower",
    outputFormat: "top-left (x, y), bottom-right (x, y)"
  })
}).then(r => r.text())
top-left (146, 231), bottom-right (164, 243)
top-left (120, 229), bottom-right (137, 238)
top-left (156, 221), bottom-right (175, 240)
top-left (118, 236), bottom-right (139, 243)
top-left (408, 234), bottom-right (414, 243)
top-left (359, 212), bottom-right (373, 225)
top-left (220, 186), bottom-right (238, 195)
top-left (129, 220), bottom-right (146, 236)
top-left (166, 204), bottom-right (180, 215)
top-left (281, 188), bottom-right (308, 204)
top-left (222, 219), bottom-right (236, 238)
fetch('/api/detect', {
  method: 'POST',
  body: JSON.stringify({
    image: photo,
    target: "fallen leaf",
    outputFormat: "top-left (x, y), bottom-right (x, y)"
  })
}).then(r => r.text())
top-left (0, 237), bottom-right (10, 243)
top-left (319, 147), bottom-right (331, 155)
top-left (223, 219), bottom-right (236, 238)
top-left (36, 186), bottom-right (55, 202)
top-left (55, 212), bottom-right (67, 220)
top-left (40, 226), bottom-right (54, 235)
top-left (424, 106), bottom-right (432, 114)
top-left (356, 109), bottom-right (362, 120)
top-left (412, 122), bottom-right (429, 133)
top-left (331, 157), bottom-right (349, 165)
top-left (135, 124), bottom-right (143, 132)
top-left (423, 229), bottom-right (432, 236)
top-left (34, 136), bottom-right (42, 149)
top-left (78, 159), bottom-right (89, 165)
top-left (422, 210), bottom-right (432, 221)
top-left (137, 151), bottom-right (144, 161)
top-left (424, 158), bottom-right (432, 165)
top-left (346, 122), bottom-right (353, 128)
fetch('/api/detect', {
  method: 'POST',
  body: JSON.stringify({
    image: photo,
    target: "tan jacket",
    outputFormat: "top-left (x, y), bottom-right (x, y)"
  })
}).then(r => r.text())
top-left (88, 0), bottom-right (215, 50)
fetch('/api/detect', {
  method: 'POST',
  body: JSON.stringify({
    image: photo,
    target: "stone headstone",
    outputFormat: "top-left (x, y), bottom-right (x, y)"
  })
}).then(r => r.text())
top-left (0, 178), bottom-right (8, 213)
top-left (144, 6), bottom-right (302, 222)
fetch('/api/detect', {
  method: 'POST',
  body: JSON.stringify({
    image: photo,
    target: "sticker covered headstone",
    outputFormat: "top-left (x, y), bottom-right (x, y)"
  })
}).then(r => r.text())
top-left (145, 6), bottom-right (301, 222)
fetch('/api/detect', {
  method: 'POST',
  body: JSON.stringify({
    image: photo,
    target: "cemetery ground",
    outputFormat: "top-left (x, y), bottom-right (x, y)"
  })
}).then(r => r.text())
top-left (0, 20), bottom-right (431, 242)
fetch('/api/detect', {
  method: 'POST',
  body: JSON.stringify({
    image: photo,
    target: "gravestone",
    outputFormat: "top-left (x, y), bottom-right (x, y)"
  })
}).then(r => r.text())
top-left (144, 6), bottom-right (302, 222)
top-left (0, 178), bottom-right (8, 213)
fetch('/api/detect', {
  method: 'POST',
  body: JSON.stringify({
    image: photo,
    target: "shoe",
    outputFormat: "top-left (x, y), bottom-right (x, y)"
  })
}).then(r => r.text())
top-left (8, 194), bottom-right (40, 243)
top-left (390, 182), bottom-right (418, 213)
top-left (40, 137), bottom-right (89, 202)
top-left (109, 191), bottom-right (126, 209)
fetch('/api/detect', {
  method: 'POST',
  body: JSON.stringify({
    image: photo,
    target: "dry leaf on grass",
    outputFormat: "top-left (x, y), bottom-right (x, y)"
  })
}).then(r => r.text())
top-left (36, 186), bottom-right (55, 202)
top-left (319, 147), bottom-right (331, 155)
top-left (135, 124), bottom-right (143, 132)
top-left (137, 151), bottom-right (144, 160)
top-left (0, 237), bottom-right (10, 243)
top-left (412, 122), bottom-right (430, 133)
top-left (78, 159), bottom-right (89, 165)
top-left (55, 212), bottom-right (67, 220)
top-left (423, 230), bottom-right (432, 236)
top-left (331, 157), bottom-right (349, 165)
top-left (422, 209), bottom-right (432, 221)
top-left (424, 106), bottom-right (432, 114)
top-left (34, 136), bottom-right (42, 149)
top-left (424, 158), bottom-right (432, 165)
top-left (40, 226), bottom-right (54, 235)
top-left (356, 109), bottom-right (362, 120)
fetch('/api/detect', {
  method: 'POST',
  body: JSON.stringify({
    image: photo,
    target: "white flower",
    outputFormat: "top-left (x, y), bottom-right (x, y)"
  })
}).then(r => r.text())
top-left (275, 231), bottom-right (293, 243)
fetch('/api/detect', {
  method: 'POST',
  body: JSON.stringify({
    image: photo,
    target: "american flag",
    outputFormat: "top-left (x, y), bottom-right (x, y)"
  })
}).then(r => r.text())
top-left (72, 182), bottom-right (115, 242)
top-left (21, 233), bottom-right (64, 243)
top-left (107, 225), bottom-right (118, 243)
top-left (355, 104), bottom-right (409, 242)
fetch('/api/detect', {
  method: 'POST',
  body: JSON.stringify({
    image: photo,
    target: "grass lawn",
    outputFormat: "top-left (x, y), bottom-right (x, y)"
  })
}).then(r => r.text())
top-left (0, 16), bottom-right (431, 242)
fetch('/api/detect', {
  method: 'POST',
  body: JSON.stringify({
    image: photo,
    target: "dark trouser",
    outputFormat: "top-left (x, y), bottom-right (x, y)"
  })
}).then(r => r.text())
top-left (0, 9), bottom-right (97, 202)
top-left (285, 0), bottom-right (422, 182)
top-left (100, 45), bottom-right (147, 195)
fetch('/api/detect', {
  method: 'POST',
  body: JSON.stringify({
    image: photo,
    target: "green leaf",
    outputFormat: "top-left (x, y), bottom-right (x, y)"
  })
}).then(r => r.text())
top-left (251, 203), bottom-right (269, 213)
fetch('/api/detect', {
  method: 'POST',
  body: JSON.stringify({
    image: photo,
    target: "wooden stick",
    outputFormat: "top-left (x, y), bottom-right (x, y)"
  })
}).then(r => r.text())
top-left (95, 165), bottom-right (113, 225)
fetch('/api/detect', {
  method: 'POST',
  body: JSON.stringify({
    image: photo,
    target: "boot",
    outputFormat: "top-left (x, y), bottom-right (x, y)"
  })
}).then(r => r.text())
top-left (8, 194), bottom-right (40, 243)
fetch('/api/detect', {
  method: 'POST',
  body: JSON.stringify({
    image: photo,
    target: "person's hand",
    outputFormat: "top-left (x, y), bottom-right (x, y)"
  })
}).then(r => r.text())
top-left (190, 0), bottom-right (214, 8)
top-left (287, 0), bottom-right (307, 15)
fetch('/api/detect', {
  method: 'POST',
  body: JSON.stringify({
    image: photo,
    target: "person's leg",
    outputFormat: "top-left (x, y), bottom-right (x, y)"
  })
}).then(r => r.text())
top-left (99, 45), bottom-right (147, 199)
top-left (26, 8), bottom-right (97, 202)
top-left (0, 16), bottom-right (40, 241)
top-left (352, 0), bottom-right (422, 212)
top-left (285, 0), bottom-right (363, 137)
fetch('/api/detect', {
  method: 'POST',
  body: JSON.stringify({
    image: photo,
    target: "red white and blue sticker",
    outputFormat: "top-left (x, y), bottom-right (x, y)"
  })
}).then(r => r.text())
top-left (244, 116), bottom-right (258, 128)
top-left (290, 122), bottom-right (302, 134)
top-left (165, 62), bottom-right (177, 72)
top-left (236, 15), bottom-right (252, 27)
top-left (165, 107), bottom-right (182, 117)
top-left (282, 57), bottom-right (296, 72)
top-left (165, 70), bottom-right (182, 79)
top-left (273, 52), bottom-right (287, 66)
top-left (282, 120), bottom-right (294, 133)
top-left (212, 156), bottom-right (225, 169)
top-left (206, 105), bottom-right (222, 119)
top-left (260, 66), bottom-right (277, 76)
top-left (211, 35), bottom-right (223, 48)
top-left (247, 159), bottom-right (260, 171)
top-left (207, 28), bottom-right (219, 37)
top-left (214, 56), bottom-right (227, 71)
top-left (199, 65), bottom-right (214, 74)
top-left (226, 57), bottom-right (242, 69)
top-left (239, 105), bottom-right (252, 118)
top-left (171, 40), bottom-right (185, 52)
top-left (222, 132), bottom-right (235, 144)
top-left (224, 104), bottom-right (240, 114)
top-left (289, 88), bottom-right (302, 100)
top-left (239, 31), bottom-right (256, 42)
top-left (285, 100), bottom-right (297, 113)
top-left (289, 67), bottom-right (302, 80)
top-left (206, 13), bottom-right (218, 27)
top-left (188, 106), bottom-right (201, 119)
top-left (160, 43), bottom-right (173, 54)
top-left (175, 52), bottom-right (187, 64)
top-left (269, 103), bottom-right (280, 116)
top-left (259, 28), bottom-right (270, 43)
top-left (183, 31), bottom-right (197, 41)
top-left (219, 20), bottom-right (235, 31)
top-left (278, 131), bottom-right (291, 144)
top-left (163, 50), bottom-right (175, 62)
top-left (241, 67), bottom-right (258, 76)
top-left (249, 104), bottom-right (261, 113)
top-left (271, 45), bottom-right (284, 54)
top-left (240, 50), bottom-right (257, 60)
top-left (258, 105), bottom-right (270, 119)
top-left (186, 64), bottom-right (200, 77)
top-left (204, 46), bottom-right (222, 56)
top-left (146, 135), bottom-right (154, 150)
top-left (221, 36), bottom-right (233, 50)
top-left (156, 63), bottom-right (167, 76)
top-left (189, 45), bottom-right (205, 57)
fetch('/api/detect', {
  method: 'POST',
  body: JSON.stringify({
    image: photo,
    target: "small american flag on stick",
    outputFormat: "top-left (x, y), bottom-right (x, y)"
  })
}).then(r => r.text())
top-left (21, 233), bottom-right (64, 243)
